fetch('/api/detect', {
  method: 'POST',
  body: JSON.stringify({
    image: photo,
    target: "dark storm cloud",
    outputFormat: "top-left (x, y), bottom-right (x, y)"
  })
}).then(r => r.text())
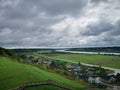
top-left (82, 20), bottom-right (113, 36)
top-left (110, 20), bottom-right (120, 35)
top-left (82, 19), bottom-right (120, 47)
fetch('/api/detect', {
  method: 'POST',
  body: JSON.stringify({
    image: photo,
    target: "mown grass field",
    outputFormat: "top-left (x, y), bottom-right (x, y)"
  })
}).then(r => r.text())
top-left (0, 57), bottom-right (86, 90)
top-left (48, 54), bottom-right (120, 69)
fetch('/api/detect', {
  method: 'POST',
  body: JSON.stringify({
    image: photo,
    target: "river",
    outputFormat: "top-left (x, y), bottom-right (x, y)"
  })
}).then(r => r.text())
top-left (56, 50), bottom-right (120, 55)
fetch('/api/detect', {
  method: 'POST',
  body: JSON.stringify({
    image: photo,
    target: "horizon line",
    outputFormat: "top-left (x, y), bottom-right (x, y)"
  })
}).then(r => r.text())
top-left (1, 46), bottom-right (120, 49)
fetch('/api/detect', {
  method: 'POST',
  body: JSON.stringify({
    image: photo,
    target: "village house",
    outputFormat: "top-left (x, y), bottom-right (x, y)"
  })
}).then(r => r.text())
top-left (66, 64), bottom-right (74, 69)
top-left (36, 60), bottom-right (42, 64)
top-left (73, 66), bottom-right (81, 71)
top-left (42, 60), bottom-right (49, 64)
top-left (100, 74), bottom-right (116, 83)
top-left (88, 77), bottom-right (101, 84)
top-left (47, 60), bottom-right (52, 65)
top-left (69, 68), bottom-right (78, 77)
top-left (87, 70), bottom-right (95, 76)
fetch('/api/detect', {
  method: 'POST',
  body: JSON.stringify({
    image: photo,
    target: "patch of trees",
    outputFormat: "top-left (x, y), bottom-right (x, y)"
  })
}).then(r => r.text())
top-left (68, 47), bottom-right (120, 53)
top-left (0, 47), bottom-right (19, 59)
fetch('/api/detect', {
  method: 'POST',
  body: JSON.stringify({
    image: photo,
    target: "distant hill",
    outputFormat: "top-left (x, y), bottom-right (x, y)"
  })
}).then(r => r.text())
top-left (67, 47), bottom-right (120, 53)
top-left (12, 48), bottom-right (55, 53)
top-left (10, 47), bottom-right (120, 53)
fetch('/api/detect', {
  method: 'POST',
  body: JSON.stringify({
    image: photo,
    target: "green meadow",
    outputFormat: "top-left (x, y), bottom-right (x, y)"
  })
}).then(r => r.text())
top-left (48, 54), bottom-right (120, 69)
top-left (0, 57), bottom-right (86, 90)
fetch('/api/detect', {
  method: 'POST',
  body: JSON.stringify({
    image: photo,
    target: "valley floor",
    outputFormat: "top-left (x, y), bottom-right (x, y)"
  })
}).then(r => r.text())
top-left (48, 54), bottom-right (120, 69)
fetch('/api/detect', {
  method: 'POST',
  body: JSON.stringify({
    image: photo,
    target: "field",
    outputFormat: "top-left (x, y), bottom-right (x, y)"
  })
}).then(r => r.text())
top-left (0, 57), bottom-right (86, 90)
top-left (48, 54), bottom-right (120, 69)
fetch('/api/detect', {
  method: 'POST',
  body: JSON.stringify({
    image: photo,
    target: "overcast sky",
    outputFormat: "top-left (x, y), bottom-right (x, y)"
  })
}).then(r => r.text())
top-left (0, 0), bottom-right (120, 48)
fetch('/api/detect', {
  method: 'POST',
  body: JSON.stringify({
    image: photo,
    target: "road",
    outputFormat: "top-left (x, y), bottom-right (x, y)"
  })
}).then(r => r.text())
top-left (56, 50), bottom-right (120, 75)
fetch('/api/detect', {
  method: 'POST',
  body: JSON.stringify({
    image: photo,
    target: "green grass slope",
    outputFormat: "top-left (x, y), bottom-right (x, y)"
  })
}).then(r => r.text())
top-left (49, 54), bottom-right (120, 69)
top-left (0, 57), bottom-right (86, 90)
top-left (25, 85), bottom-right (65, 90)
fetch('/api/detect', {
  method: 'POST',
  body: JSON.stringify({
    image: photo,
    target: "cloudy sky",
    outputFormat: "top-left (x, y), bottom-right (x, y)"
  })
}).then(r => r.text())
top-left (0, 0), bottom-right (120, 48)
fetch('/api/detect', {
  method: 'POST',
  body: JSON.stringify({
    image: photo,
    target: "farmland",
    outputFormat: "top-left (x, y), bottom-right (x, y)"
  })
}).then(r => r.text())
top-left (47, 54), bottom-right (120, 69)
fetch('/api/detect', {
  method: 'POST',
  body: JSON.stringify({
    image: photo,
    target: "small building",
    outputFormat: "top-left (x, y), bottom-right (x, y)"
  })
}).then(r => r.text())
top-left (73, 66), bottom-right (81, 71)
top-left (43, 60), bottom-right (49, 64)
top-left (87, 70), bottom-right (95, 76)
top-left (88, 77), bottom-right (101, 84)
top-left (36, 60), bottom-right (42, 64)
top-left (66, 64), bottom-right (74, 69)
top-left (47, 60), bottom-right (52, 65)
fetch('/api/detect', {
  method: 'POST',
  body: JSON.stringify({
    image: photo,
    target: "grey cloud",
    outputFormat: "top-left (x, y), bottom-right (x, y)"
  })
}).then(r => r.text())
top-left (1, 0), bottom-right (87, 20)
top-left (82, 20), bottom-right (113, 36)
top-left (0, 0), bottom-right (120, 48)
top-left (0, 0), bottom-right (88, 48)
top-left (80, 18), bottom-right (120, 45)
top-left (25, 0), bottom-right (88, 17)
top-left (110, 20), bottom-right (120, 35)
top-left (90, 0), bottom-right (108, 4)
top-left (84, 34), bottom-right (120, 47)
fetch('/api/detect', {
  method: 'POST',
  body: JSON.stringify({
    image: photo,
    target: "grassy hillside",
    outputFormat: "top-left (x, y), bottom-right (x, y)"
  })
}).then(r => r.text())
top-left (49, 54), bottom-right (120, 69)
top-left (0, 57), bottom-right (86, 90)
